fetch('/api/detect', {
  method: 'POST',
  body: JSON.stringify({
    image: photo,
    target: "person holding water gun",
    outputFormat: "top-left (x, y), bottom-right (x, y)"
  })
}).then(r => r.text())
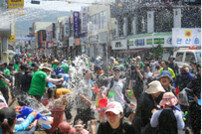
top-left (150, 92), bottom-right (185, 134)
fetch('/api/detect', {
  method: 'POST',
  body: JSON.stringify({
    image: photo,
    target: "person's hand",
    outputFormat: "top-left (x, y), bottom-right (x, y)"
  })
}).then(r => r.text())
top-left (194, 96), bottom-right (198, 103)
top-left (151, 109), bottom-right (157, 114)
top-left (30, 111), bottom-right (38, 118)
top-left (130, 102), bottom-right (135, 109)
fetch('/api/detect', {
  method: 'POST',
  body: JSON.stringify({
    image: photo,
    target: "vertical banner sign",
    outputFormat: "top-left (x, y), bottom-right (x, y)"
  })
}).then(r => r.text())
top-left (73, 12), bottom-right (80, 38)
top-left (172, 28), bottom-right (201, 47)
top-left (81, 7), bottom-right (88, 33)
top-left (64, 18), bottom-right (70, 37)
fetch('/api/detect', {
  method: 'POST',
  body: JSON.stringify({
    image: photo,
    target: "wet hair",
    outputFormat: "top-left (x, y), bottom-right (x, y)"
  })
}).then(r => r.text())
top-left (156, 65), bottom-right (160, 70)
top-left (0, 107), bottom-right (16, 134)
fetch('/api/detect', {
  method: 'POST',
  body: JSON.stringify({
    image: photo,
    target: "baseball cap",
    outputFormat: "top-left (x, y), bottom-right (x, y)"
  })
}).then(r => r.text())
top-left (105, 101), bottom-right (123, 115)
top-left (58, 122), bottom-right (75, 133)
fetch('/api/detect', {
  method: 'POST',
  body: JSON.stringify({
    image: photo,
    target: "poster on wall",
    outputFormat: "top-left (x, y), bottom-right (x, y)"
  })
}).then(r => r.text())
top-left (172, 28), bottom-right (201, 47)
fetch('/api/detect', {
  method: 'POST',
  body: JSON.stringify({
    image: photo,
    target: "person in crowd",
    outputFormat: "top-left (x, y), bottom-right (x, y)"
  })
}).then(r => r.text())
top-left (144, 65), bottom-right (153, 86)
top-left (108, 66), bottom-right (135, 120)
top-left (57, 121), bottom-right (76, 134)
top-left (28, 64), bottom-right (64, 101)
top-left (132, 80), bottom-right (165, 134)
top-left (74, 69), bottom-right (96, 134)
top-left (21, 66), bottom-right (33, 93)
top-left (0, 71), bottom-right (10, 103)
top-left (54, 64), bottom-right (65, 75)
top-left (0, 107), bottom-right (38, 134)
top-left (159, 60), bottom-right (175, 79)
top-left (14, 64), bottom-right (25, 96)
top-left (31, 63), bottom-right (39, 75)
top-left (153, 65), bottom-right (161, 78)
top-left (168, 56), bottom-right (179, 74)
top-left (187, 64), bottom-right (201, 134)
top-left (129, 62), bottom-right (144, 103)
top-left (155, 57), bottom-right (162, 67)
top-left (74, 119), bottom-right (89, 134)
top-left (97, 101), bottom-right (135, 134)
top-left (52, 59), bottom-right (59, 70)
top-left (1, 62), bottom-right (11, 77)
top-left (150, 92), bottom-right (185, 133)
top-left (14, 60), bottom-right (20, 72)
top-left (158, 71), bottom-right (176, 96)
top-left (190, 61), bottom-right (197, 75)
top-left (173, 65), bottom-right (194, 92)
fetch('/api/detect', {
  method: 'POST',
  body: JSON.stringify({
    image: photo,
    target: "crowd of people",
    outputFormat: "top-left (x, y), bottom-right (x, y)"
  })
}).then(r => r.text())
top-left (0, 52), bottom-right (200, 134)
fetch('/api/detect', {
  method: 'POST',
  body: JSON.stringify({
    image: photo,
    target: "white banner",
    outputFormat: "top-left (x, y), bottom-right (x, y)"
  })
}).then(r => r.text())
top-left (172, 28), bottom-right (201, 47)
top-left (111, 39), bottom-right (127, 50)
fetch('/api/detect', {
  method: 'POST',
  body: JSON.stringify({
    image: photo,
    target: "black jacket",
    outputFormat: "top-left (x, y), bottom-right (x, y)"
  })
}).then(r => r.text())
top-left (97, 119), bottom-right (135, 134)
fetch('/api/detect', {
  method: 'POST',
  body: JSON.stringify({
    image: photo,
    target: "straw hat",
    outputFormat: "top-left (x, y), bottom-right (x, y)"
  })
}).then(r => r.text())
top-left (145, 80), bottom-right (165, 94)
top-left (39, 63), bottom-right (53, 71)
top-left (160, 92), bottom-right (178, 107)
top-left (52, 59), bottom-right (59, 64)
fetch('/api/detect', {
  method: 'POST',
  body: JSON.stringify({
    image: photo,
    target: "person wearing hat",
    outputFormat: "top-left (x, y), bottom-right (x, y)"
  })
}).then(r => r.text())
top-left (132, 80), bottom-right (165, 134)
top-left (158, 70), bottom-right (177, 96)
top-left (107, 65), bottom-right (135, 121)
top-left (159, 60), bottom-right (175, 79)
top-left (150, 92), bottom-right (185, 133)
top-left (168, 56), bottom-right (179, 74)
top-left (97, 101), bottom-right (135, 134)
top-left (57, 121), bottom-right (76, 134)
top-left (52, 59), bottom-right (59, 70)
top-left (28, 64), bottom-right (64, 101)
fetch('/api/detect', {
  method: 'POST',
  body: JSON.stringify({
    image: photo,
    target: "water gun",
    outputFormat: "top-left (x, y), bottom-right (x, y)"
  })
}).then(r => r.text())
top-left (174, 106), bottom-right (188, 121)
top-left (128, 91), bottom-right (135, 98)
top-left (16, 106), bottom-right (53, 129)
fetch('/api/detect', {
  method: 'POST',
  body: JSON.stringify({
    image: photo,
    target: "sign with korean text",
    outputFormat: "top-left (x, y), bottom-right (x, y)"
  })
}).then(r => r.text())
top-left (8, 35), bottom-right (15, 42)
top-left (172, 28), bottom-right (201, 47)
top-left (111, 39), bottom-right (127, 50)
top-left (64, 18), bottom-right (70, 37)
top-left (73, 12), bottom-right (80, 38)
top-left (8, 0), bottom-right (24, 9)
top-left (80, 7), bottom-right (88, 33)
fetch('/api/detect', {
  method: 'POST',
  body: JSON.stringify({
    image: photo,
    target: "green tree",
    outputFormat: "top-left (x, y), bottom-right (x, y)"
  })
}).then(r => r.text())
top-left (152, 44), bottom-right (163, 59)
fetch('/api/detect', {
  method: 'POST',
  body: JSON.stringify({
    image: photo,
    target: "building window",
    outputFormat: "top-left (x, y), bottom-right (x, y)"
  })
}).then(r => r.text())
top-left (155, 9), bottom-right (173, 32)
top-left (137, 12), bottom-right (147, 34)
top-left (128, 17), bottom-right (133, 35)
top-left (181, 7), bottom-right (201, 28)
top-left (118, 18), bottom-right (124, 36)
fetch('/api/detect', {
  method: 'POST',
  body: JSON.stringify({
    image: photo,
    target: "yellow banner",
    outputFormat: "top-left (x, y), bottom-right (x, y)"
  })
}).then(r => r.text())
top-left (184, 30), bottom-right (192, 37)
top-left (8, 0), bottom-right (24, 9)
top-left (8, 35), bottom-right (15, 42)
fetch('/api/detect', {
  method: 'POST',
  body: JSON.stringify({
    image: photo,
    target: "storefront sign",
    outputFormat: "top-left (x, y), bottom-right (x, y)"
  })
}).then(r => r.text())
top-left (8, 0), bottom-right (24, 9)
top-left (74, 38), bottom-right (80, 46)
top-left (80, 7), bottom-right (88, 33)
top-left (111, 40), bottom-right (127, 50)
top-left (172, 28), bottom-right (201, 47)
top-left (128, 33), bottom-right (172, 49)
top-left (73, 12), bottom-right (80, 38)
top-left (69, 37), bottom-right (74, 46)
